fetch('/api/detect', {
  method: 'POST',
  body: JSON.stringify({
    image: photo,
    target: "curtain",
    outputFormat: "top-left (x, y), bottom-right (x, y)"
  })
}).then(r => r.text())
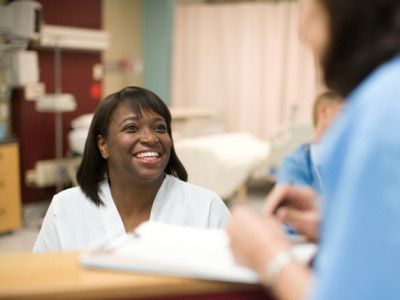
top-left (171, 1), bottom-right (319, 139)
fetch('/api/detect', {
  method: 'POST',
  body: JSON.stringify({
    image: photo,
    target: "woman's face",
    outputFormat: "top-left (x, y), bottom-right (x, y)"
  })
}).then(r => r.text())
top-left (300, 0), bottom-right (330, 62)
top-left (97, 102), bottom-right (171, 183)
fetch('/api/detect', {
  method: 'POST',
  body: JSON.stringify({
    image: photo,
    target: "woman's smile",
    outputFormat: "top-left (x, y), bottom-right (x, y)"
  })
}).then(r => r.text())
top-left (133, 150), bottom-right (163, 165)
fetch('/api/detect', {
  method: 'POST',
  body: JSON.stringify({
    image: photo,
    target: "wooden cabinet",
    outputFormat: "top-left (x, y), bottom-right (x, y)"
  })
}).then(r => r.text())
top-left (0, 141), bottom-right (22, 232)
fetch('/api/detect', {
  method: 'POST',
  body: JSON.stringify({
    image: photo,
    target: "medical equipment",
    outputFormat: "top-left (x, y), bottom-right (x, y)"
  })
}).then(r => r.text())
top-left (0, 0), bottom-right (41, 45)
top-left (0, 0), bottom-right (41, 85)
top-left (0, 0), bottom-right (42, 141)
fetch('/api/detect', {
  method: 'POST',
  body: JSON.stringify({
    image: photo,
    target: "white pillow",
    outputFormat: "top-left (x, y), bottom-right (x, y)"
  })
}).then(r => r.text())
top-left (68, 128), bottom-right (89, 155)
top-left (70, 113), bottom-right (94, 129)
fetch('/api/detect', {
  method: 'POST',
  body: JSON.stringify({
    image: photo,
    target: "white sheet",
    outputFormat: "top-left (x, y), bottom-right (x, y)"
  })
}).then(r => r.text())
top-left (175, 132), bottom-right (270, 198)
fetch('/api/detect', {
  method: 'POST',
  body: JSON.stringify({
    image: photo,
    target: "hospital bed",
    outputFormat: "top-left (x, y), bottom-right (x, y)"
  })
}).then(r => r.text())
top-left (174, 132), bottom-right (270, 201)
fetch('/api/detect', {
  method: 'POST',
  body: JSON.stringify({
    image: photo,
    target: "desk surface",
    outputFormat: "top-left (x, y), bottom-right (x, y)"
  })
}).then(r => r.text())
top-left (0, 252), bottom-right (267, 300)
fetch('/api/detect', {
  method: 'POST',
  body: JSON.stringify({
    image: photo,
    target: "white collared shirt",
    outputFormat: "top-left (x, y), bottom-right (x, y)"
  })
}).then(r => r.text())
top-left (33, 175), bottom-right (230, 252)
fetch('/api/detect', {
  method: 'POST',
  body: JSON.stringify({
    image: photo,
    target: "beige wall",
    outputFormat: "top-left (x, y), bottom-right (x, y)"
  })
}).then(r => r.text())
top-left (102, 0), bottom-right (143, 96)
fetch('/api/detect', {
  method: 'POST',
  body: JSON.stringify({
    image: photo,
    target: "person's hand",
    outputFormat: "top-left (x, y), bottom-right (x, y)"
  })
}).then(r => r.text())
top-left (264, 185), bottom-right (320, 241)
top-left (226, 206), bottom-right (290, 274)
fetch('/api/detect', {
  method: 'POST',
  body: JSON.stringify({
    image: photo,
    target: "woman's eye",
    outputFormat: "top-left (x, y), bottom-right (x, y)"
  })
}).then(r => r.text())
top-left (154, 124), bottom-right (167, 133)
top-left (124, 124), bottom-right (139, 132)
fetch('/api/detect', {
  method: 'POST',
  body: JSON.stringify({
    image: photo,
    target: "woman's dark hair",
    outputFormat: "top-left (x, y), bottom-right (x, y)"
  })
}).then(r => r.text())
top-left (321, 0), bottom-right (400, 96)
top-left (76, 86), bottom-right (188, 206)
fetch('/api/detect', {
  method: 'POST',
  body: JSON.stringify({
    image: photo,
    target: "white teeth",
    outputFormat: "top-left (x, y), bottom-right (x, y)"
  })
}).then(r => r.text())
top-left (136, 151), bottom-right (159, 158)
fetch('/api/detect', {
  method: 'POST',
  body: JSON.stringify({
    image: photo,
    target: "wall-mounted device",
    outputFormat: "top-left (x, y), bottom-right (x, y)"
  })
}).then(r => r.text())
top-left (40, 25), bottom-right (109, 52)
top-left (0, 1), bottom-right (42, 86)
top-left (0, 0), bottom-right (42, 43)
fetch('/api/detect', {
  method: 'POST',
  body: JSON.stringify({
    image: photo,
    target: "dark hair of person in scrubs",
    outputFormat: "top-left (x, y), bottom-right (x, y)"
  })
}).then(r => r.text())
top-left (321, 0), bottom-right (400, 96)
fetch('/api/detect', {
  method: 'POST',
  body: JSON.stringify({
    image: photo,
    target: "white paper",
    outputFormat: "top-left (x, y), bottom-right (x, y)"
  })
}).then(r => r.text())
top-left (80, 221), bottom-right (316, 284)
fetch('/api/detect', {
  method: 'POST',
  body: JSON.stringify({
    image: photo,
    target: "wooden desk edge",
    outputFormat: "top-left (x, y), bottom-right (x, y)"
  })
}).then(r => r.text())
top-left (0, 252), bottom-right (264, 300)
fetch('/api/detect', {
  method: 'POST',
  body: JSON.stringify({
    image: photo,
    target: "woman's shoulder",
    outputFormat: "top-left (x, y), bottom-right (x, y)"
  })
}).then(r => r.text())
top-left (351, 55), bottom-right (400, 109)
top-left (346, 57), bottom-right (400, 141)
top-left (50, 186), bottom-right (89, 211)
top-left (50, 181), bottom-right (109, 212)
top-left (53, 186), bottom-right (85, 201)
top-left (55, 179), bottom-right (109, 201)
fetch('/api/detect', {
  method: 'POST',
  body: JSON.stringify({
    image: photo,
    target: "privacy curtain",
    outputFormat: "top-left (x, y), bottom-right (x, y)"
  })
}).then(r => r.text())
top-left (171, 1), bottom-right (319, 139)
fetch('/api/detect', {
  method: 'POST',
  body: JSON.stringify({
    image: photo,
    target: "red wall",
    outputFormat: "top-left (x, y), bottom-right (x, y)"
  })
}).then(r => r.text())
top-left (12, 0), bottom-right (102, 203)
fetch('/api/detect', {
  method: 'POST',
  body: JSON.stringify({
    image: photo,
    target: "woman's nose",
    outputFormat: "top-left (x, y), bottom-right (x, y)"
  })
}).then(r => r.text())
top-left (139, 128), bottom-right (158, 144)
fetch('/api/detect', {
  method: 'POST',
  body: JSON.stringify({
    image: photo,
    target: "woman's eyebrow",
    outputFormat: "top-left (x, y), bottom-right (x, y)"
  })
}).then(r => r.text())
top-left (119, 115), bottom-right (139, 126)
top-left (118, 115), bottom-right (166, 126)
top-left (153, 116), bottom-right (166, 122)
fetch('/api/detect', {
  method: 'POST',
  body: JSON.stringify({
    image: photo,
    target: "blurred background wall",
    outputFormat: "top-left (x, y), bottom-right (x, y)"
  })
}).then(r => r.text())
top-left (0, 0), bottom-right (321, 205)
top-left (102, 0), bottom-right (143, 96)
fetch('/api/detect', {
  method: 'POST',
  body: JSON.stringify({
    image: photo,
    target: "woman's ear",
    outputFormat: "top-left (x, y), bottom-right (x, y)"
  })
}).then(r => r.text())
top-left (97, 135), bottom-right (109, 159)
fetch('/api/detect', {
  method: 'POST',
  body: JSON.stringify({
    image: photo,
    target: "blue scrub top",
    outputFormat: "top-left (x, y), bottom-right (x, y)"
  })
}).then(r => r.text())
top-left (277, 144), bottom-right (323, 195)
top-left (276, 144), bottom-right (323, 236)
top-left (311, 54), bottom-right (400, 300)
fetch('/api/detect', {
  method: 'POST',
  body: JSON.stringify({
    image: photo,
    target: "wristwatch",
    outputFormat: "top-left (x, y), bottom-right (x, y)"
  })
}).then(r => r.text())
top-left (261, 249), bottom-right (293, 287)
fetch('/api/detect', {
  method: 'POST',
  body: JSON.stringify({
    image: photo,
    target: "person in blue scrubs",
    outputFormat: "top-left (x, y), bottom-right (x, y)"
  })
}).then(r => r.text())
top-left (275, 91), bottom-right (343, 237)
top-left (277, 91), bottom-right (343, 196)
top-left (227, 0), bottom-right (400, 299)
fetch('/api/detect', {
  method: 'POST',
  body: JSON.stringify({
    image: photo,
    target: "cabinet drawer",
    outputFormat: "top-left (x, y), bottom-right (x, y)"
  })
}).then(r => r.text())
top-left (0, 144), bottom-right (19, 180)
top-left (0, 176), bottom-right (19, 198)
top-left (0, 187), bottom-right (22, 232)
top-left (0, 142), bottom-right (22, 232)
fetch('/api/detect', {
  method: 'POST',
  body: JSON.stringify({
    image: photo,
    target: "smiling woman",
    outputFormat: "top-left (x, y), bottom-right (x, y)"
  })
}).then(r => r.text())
top-left (33, 87), bottom-right (230, 252)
